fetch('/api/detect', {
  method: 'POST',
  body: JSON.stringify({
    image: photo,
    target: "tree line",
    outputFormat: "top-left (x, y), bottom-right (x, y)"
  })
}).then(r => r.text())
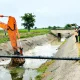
top-left (48, 23), bottom-right (77, 30)
top-left (21, 13), bottom-right (78, 31)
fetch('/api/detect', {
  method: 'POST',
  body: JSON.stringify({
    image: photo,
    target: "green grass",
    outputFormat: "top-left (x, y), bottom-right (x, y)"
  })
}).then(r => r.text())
top-left (35, 74), bottom-right (42, 80)
top-left (19, 29), bottom-right (49, 33)
top-left (35, 60), bottom-right (55, 80)
top-left (37, 60), bottom-right (55, 73)
top-left (19, 29), bottom-right (49, 38)
top-left (0, 29), bottom-right (49, 43)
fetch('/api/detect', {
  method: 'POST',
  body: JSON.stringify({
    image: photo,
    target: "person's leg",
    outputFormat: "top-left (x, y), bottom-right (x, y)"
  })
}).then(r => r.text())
top-left (76, 36), bottom-right (78, 42)
top-left (79, 36), bottom-right (80, 42)
top-left (75, 35), bottom-right (78, 42)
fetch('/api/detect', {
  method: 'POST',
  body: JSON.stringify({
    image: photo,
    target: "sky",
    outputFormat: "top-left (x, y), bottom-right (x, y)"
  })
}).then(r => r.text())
top-left (0, 0), bottom-right (80, 29)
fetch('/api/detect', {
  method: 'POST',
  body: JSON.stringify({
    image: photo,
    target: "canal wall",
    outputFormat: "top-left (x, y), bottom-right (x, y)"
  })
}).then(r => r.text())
top-left (0, 34), bottom-right (56, 56)
top-left (20, 34), bottom-right (56, 52)
top-left (42, 35), bottom-right (80, 80)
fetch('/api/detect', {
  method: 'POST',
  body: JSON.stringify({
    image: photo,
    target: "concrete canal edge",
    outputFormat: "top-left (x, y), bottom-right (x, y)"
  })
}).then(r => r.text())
top-left (36, 35), bottom-right (80, 80)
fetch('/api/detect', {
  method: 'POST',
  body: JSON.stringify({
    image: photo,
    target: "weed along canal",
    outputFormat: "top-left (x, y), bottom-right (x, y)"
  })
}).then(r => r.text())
top-left (0, 39), bottom-right (62, 80)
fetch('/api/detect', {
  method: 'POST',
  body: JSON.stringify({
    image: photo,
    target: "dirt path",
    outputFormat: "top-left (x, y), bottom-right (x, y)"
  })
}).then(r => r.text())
top-left (42, 35), bottom-right (80, 80)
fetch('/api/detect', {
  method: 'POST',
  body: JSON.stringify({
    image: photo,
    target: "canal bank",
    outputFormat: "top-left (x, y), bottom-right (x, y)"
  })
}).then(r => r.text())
top-left (41, 35), bottom-right (80, 80)
top-left (0, 34), bottom-right (57, 56)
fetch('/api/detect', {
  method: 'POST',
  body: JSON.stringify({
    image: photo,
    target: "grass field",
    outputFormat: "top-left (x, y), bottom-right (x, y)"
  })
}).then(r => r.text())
top-left (0, 29), bottom-right (49, 43)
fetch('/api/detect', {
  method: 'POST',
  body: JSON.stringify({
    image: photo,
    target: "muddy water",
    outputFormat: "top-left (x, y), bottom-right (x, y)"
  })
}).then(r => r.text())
top-left (0, 43), bottom-right (61, 80)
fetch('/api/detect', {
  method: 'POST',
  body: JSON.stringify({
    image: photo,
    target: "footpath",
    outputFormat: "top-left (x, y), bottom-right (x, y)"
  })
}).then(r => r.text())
top-left (42, 35), bottom-right (80, 80)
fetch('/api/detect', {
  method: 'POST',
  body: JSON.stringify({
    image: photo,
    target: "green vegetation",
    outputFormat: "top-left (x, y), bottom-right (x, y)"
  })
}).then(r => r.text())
top-left (35, 74), bottom-right (42, 80)
top-left (19, 29), bottom-right (49, 38)
top-left (10, 67), bottom-right (25, 73)
top-left (0, 29), bottom-right (49, 43)
top-left (61, 39), bottom-right (67, 45)
top-left (10, 67), bottom-right (25, 80)
top-left (35, 60), bottom-right (55, 80)
top-left (21, 13), bottom-right (35, 32)
top-left (37, 60), bottom-right (55, 73)
top-left (47, 23), bottom-right (77, 30)
top-left (0, 36), bottom-right (9, 43)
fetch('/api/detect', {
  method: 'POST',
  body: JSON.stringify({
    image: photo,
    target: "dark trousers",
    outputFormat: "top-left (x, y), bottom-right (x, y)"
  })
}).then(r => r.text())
top-left (75, 35), bottom-right (78, 42)
top-left (78, 36), bottom-right (80, 42)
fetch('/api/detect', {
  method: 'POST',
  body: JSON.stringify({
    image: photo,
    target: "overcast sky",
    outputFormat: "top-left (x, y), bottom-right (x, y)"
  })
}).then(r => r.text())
top-left (0, 0), bottom-right (80, 29)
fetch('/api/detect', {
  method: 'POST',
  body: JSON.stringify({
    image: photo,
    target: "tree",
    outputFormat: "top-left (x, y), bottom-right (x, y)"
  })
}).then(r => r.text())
top-left (34, 27), bottom-right (37, 29)
top-left (21, 13), bottom-right (35, 32)
top-left (52, 26), bottom-right (57, 30)
top-left (64, 24), bottom-right (71, 29)
top-left (48, 26), bottom-right (52, 29)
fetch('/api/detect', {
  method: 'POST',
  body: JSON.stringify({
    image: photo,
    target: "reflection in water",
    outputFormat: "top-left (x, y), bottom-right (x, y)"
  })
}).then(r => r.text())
top-left (10, 67), bottom-right (25, 80)
top-left (11, 73), bottom-right (23, 80)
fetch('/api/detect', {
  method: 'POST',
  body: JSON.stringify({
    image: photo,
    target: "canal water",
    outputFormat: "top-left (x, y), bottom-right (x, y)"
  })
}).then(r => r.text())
top-left (0, 41), bottom-right (64, 80)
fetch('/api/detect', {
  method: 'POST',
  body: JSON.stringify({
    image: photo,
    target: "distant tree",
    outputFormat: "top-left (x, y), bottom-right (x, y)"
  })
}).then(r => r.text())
top-left (21, 13), bottom-right (35, 32)
top-left (57, 26), bottom-right (60, 28)
top-left (34, 27), bottom-right (37, 29)
top-left (64, 24), bottom-right (71, 29)
top-left (52, 26), bottom-right (57, 30)
top-left (48, 26), bottom-right (52, 29)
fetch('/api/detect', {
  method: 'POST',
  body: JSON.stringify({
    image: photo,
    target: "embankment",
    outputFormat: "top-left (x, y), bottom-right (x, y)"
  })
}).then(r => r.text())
top-left (0, 34), bottom-right (56, 56)
top-left (42, 35), bottom-right (80, 80)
